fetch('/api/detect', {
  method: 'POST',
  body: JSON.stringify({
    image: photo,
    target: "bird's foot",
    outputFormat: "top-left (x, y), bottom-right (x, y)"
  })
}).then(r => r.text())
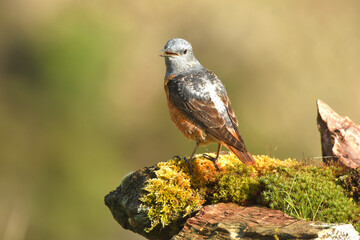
top-left (202, 153), bottom-right (221, 172)
top-left (173, 155), bottom-right (183, 161)
top-left (173, 155), bottom-right (193, 176)
top-left (173, 155), bottom-right (194, 176)
top-left (202, 153), bottom-right (216, 161)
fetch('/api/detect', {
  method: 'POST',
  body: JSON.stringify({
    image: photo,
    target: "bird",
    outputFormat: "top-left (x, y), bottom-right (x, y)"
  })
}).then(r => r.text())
top-left (160, 38), bottom-right (256, 174)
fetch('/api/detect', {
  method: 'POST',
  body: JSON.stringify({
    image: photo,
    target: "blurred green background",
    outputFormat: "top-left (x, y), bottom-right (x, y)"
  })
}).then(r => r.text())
top-left (0, 0), bottom-right (359, 239)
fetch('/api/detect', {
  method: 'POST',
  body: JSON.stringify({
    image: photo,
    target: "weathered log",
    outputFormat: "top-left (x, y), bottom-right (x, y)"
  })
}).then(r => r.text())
top-left (317, 99), bottom-right (360, 168)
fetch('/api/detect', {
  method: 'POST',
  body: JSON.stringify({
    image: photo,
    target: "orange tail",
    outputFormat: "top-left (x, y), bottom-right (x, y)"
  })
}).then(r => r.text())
top-left (223, 143), bottom-right (256, 165)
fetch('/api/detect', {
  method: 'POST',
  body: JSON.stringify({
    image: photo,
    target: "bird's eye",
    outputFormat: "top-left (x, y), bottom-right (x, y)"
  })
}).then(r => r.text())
top-left (183, 49), bottom-right (188, 54)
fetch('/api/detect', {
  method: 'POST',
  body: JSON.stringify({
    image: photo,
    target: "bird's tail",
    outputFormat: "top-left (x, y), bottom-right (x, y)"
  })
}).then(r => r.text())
top-left (223, 143), bottom-right (256, 165)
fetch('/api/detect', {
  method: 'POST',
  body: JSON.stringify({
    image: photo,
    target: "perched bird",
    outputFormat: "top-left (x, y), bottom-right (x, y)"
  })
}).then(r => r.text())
top-left (161, 38), bottom-right (256, 174)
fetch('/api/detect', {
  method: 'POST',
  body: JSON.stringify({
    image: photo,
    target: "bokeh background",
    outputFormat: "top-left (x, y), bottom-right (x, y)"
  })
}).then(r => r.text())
top-left (0, 0), bottom-right (359, 239)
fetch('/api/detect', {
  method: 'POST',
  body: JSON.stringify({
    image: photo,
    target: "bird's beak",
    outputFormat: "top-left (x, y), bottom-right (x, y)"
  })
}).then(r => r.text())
top-left (159, 49), bottom-right (180, 57)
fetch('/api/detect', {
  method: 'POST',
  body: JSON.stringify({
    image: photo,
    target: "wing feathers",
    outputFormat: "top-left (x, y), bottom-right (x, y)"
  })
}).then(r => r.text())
top-left (220, 95), bottom-right (238, 126)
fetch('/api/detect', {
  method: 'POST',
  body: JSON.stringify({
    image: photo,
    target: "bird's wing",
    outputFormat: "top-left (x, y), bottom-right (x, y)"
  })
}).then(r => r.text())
top-left (204, 69), bottom-right (239, 127)
top-left (168, 71), bottom-right (246, 151)
top-left (219, 94), bottom-right (238, 126)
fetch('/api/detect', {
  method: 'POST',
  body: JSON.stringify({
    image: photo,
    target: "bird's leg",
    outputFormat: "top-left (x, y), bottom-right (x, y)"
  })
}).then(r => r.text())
top-left (187, 140), bottom-right (199, 176)
top-left (202, 143), bottom-right (222, 172)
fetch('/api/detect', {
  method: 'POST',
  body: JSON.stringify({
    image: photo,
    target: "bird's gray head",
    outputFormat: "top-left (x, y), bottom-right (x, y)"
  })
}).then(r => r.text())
top-left (161, 38), bottom-right (202, 77)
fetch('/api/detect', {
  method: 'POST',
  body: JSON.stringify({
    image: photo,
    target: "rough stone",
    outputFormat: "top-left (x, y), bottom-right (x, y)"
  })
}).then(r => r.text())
top-left (317, 99), bottom-right (360, 168)
top-left (173, 203), bottom-right (359, 240)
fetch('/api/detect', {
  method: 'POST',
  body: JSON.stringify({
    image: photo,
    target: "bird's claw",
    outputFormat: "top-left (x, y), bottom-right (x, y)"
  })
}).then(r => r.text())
top-left (173, 155), bottom-right (194, 176)
top-left (202, 153), bottom-right (221, 172)
top-left (173, 155), bottom-right (183, 161)
top-left (202, 153), bottom-right (216, 161)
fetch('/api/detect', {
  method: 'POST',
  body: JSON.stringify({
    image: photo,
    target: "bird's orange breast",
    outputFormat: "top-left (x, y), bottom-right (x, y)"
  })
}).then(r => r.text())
top-left (164, 75), bottom-right (214, 144)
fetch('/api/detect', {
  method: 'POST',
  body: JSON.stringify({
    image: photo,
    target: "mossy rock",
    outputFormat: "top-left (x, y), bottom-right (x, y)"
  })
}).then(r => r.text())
top-left (139, 153), bottom-right (360, 233)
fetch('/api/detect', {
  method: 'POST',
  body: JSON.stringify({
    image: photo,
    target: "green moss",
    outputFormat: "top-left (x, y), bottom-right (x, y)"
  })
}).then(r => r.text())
top-left (213, 163), bottom-right (260, 204)
top-left (260, 166), bottom-right (360, 231)
top-left (212, 155), bottom-right (297, 204)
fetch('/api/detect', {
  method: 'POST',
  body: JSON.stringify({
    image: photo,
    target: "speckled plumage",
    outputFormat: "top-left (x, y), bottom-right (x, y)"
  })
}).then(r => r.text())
top-left (161, 38), bottom-right (255, 171)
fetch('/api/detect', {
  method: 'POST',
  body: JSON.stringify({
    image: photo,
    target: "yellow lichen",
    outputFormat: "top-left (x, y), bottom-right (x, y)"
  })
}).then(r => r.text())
top-left (139, 157), bottom-right (205, 232)
top-left (189, 154), bottom-right (222, 189)
top-left (254, 155), bottom-right (297, 176)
